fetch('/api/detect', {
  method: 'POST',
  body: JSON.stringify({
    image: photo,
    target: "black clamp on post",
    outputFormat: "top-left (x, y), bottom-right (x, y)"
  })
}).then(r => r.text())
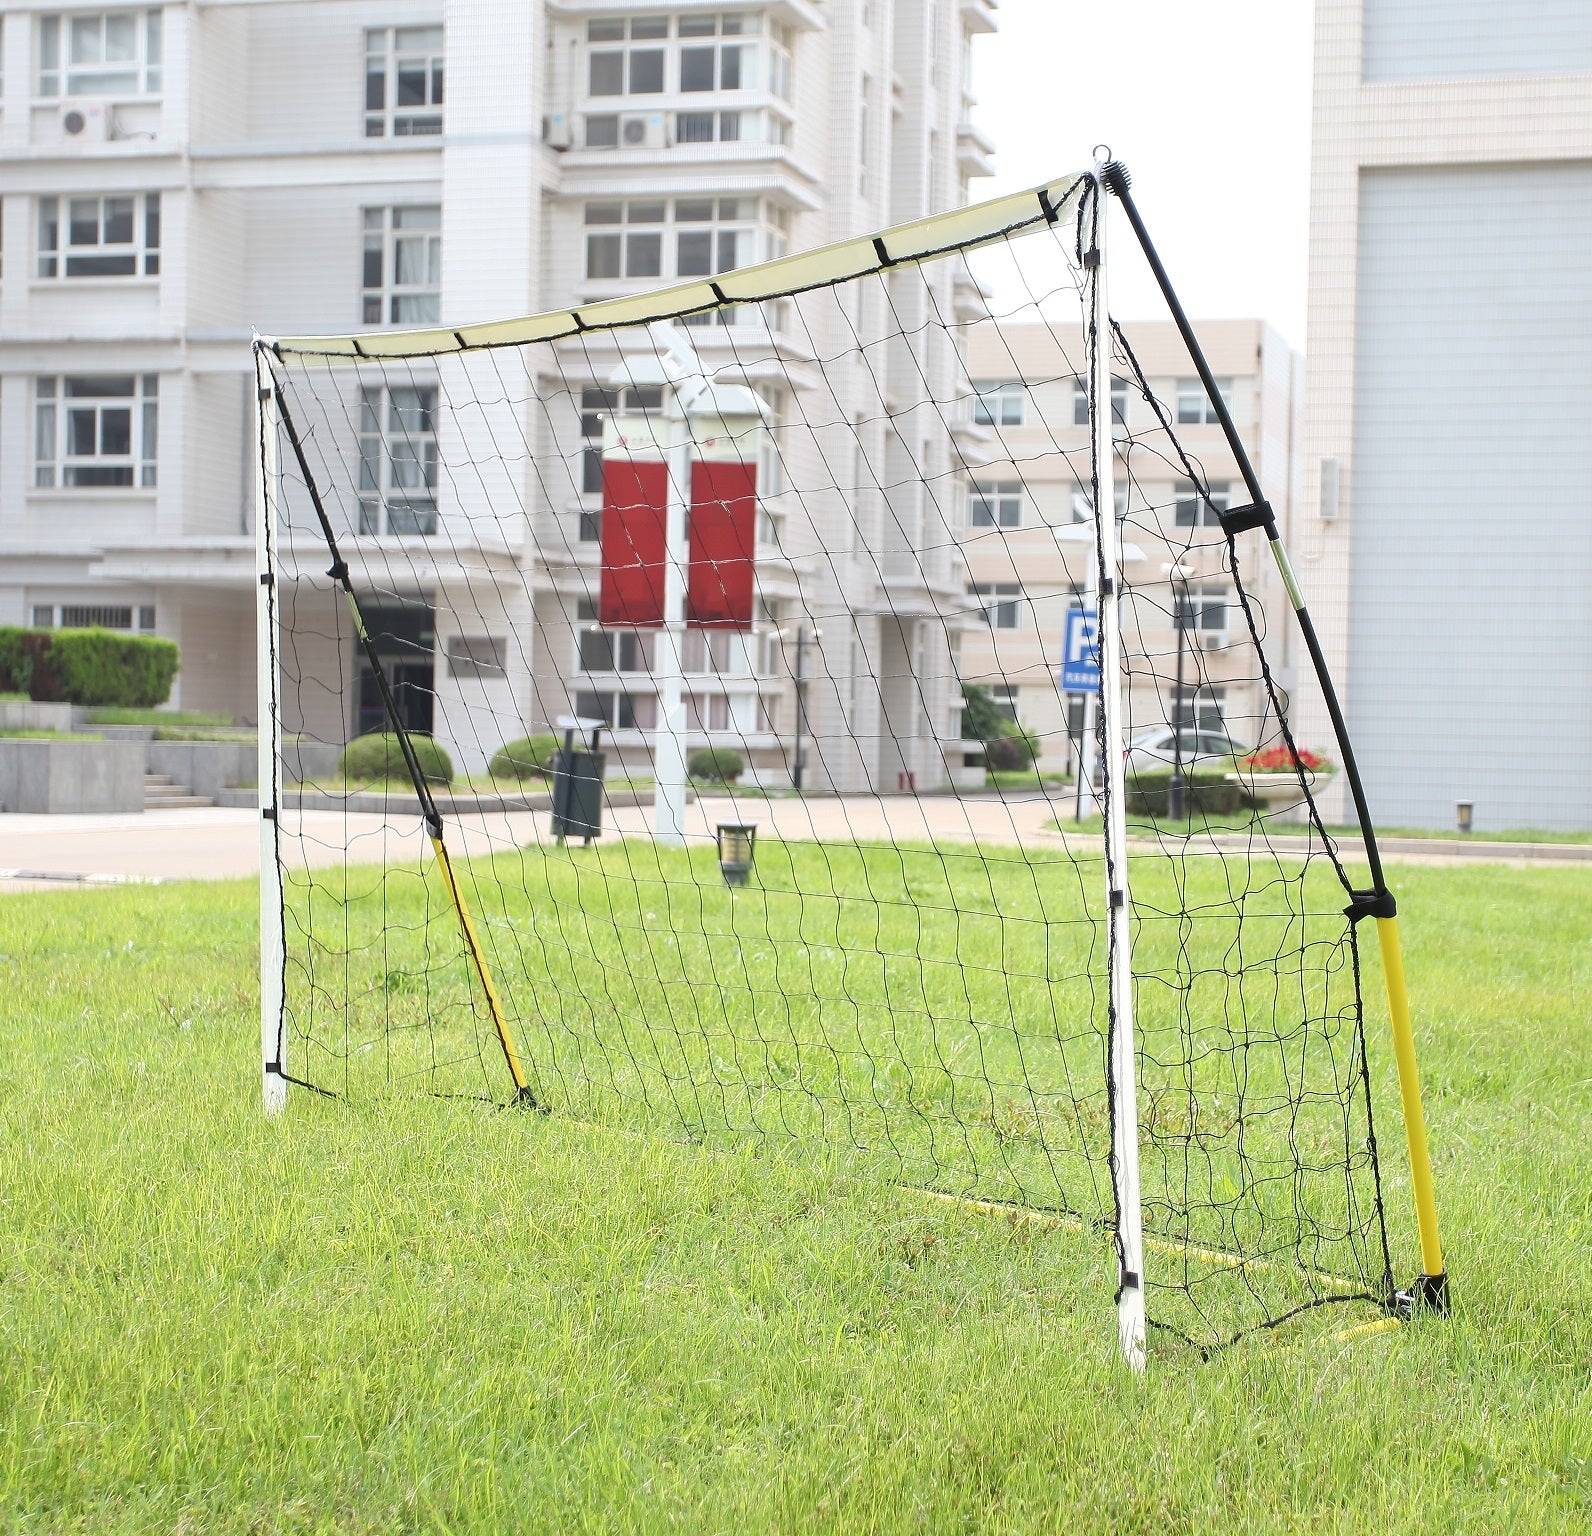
top-left (1217, 500), bottom-right (1276, 538)
top-left (325, 558), bottom-right (350, 587)
top-left (1344, 888), bottom-right (1397, 923)
top-left (1392, 1271), bottom-right (1449, 1319)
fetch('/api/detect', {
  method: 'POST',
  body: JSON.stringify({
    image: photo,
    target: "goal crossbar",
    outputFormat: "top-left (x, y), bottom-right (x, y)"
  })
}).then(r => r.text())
top-left (264, 174), bottom-right (1087, 359)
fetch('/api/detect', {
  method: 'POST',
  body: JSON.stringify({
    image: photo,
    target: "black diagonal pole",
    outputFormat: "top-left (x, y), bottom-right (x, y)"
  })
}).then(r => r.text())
top-left (1099, 160), bottom-right (1387, 898)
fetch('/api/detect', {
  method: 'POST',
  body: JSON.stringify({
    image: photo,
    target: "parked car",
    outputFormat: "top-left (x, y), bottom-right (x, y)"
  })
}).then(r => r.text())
top-left (1124, 727), bottom-right (1247, 777)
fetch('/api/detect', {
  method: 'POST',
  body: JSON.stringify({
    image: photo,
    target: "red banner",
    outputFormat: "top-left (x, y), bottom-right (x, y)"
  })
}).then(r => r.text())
top-left (687, 460), bottom-right (756, 630)
top-left (599, 456), bottom-right (757, 631)
top-left (599, 458), bottom-right (668, 627)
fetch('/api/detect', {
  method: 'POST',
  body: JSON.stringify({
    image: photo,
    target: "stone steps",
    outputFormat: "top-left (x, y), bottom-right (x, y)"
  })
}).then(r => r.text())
top-left (143, 772), bottom-right (214, 811)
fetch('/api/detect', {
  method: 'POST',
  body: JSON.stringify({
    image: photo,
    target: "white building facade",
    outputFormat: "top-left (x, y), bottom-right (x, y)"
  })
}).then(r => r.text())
top-left (0, 0), bottom-right (998, 789)
top-left (1301, 0), bottom-right (1592, 830)
top-left (961, 319), bottom-right (1303, 775)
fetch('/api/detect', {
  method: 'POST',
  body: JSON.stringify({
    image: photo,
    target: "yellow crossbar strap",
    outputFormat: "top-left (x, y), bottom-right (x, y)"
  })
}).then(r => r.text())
top-left (266, 173), bottom-right (1087, 358)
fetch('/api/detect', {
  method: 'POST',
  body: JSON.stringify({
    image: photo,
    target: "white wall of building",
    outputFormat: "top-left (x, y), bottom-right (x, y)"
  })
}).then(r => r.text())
top-left (1303, 0), bottom-right (1592, 830)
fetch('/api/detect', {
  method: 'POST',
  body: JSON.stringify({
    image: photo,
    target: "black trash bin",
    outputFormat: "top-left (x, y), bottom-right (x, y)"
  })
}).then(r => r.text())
top-left (550, 720), bottom-right (606, 844)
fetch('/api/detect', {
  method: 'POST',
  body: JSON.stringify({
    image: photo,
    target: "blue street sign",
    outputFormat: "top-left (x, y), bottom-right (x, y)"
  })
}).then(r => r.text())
top-left (1062, 608), bottom-right (1100, 693)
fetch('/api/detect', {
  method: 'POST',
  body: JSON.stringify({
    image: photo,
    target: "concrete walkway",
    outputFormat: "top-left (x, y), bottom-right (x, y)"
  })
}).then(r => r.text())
top-left (1, 794), bottom-right (1587, 891)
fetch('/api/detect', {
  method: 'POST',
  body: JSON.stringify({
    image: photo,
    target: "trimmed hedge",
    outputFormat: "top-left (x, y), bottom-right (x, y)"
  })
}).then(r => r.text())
top-left (0, 627), bottom-right (178, 707)
top-left (688, 747), bottom-right (744, 784)
top-left (1125, 765), bottom-right (1254, 818)
top-left (488, 733), bottom-right (561, 781)
top-left (339, 732), bottom-right (454, 786)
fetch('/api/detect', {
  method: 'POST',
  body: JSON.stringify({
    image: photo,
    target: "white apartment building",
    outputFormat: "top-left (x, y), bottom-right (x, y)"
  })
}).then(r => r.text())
top-left (0, 0), bottom-right (998, 790)
top-left (1302, 1), bottom-right (1592, 830)
top-left (961, 319), bottom-right (1303, 774)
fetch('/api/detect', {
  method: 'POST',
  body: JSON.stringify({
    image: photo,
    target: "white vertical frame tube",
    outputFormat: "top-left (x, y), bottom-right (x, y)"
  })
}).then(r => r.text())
top-left (653, 403), bottom-right (690, 847)
top-left (253, 344), bottom-right (288, 1116)
top-left (1089, 181), bottom-right (1146, 1370)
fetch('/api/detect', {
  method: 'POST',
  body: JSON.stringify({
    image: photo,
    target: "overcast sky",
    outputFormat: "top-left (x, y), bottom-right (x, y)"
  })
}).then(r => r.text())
top-left (973, 0), bottom-right (1315, 348)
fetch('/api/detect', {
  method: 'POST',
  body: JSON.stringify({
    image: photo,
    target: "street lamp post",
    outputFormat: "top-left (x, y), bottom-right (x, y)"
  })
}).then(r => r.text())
top-left (774, 625), bottom-right (820, 791)
top-left (1166, 560), bottom-right (1192, 823)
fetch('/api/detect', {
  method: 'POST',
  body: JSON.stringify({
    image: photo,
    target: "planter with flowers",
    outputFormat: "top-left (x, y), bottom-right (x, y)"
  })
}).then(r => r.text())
top-left (1227, 744), bottom-right (1335, 818)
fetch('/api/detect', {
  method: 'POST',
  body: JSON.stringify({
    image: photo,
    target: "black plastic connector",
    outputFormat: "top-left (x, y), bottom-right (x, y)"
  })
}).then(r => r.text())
top-left (1217, 500), bottom-right (1276, 538)
top-left (513, 1084), bottom-right (551, 1113)
top-left (1344, 888), bottom-right (1398, 922)
top-left (872, 236), bottom-right (897, 269)
top-left (1392, 1271), bottom-right (1449, 1319)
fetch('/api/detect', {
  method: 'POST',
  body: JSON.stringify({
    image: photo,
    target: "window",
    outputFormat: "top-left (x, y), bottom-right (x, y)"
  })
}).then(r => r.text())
top-left (574, 690), bottom-right (657, 730)
top-left (970, 480), bottom-right (1021, 528)
top-left (1172, 685), bottom-right (1227, 734)
top-left (587, 15), bottom-right (667, 96)
top-left (358, 386), bottom-right (438, 535)
top-left (676, 109), bottom-right (741, 142)
top-left (38, 193), bottom-right (160, 278)
top-left (1072, 375), bottom-right (1130, 428)
top-left (584, 198), bottom-right (776, 285)
top-left (365, 27), bottom-right (443, 137)
top-left (38, 604), bottom-right (155, 631)
top-left (39, 10), bottom-right (162, 96)
top-left (1173, 582), bottom-right (1230, 637)
top-left (681, 630), bottom-right (748, 675)
top-left (586, 15), bottom-right (774, 101)
top-left (680, 36), bottom-right (744, 92)
top-left (1173, 479), bottom-right (1232, 528)
top-left (362, 206), bottom-right (440, 325)
top-left (769, 20), bottom-right (793, 99)
top-left (1176, 377), bottom-right (1233, 425)
top-left (35, 375), bottom-right (158, 488)
top-left (973, 382), bottom-right (1024, 427)
top-left (577, 614), bottom-right (655, 674)
top-left (970, 582), bottom-right (1021, 629)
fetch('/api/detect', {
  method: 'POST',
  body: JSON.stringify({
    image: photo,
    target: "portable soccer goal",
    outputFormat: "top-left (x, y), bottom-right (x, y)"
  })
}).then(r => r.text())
top-left (253, 161), bottom-right (1446, 1363)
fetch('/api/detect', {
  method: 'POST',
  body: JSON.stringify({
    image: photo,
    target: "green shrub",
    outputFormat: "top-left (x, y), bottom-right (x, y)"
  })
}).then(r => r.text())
top-left (959, 682), bottom-right (1009, 746)
top-left (488, 733), bottom-right (561, 781)
top-left (1124, 765), bottom-right (1253, 818)
top-left (339, 732), bottom-right (454, 786)
top-left (0, 628), bottom-right (178, 707)
top-left (985, 722), bottom-right (1040, 773)
top-left (688, 747), bottom-right (744, 784)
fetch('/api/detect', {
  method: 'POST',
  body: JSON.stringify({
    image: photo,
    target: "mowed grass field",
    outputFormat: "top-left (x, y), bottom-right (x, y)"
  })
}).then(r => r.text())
top-left (1, 856), bottom-right (1590, 1532)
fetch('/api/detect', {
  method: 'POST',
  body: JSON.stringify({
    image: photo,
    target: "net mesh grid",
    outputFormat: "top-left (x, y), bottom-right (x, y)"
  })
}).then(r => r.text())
top-left (262, 188), bottom-right (1397, 1351)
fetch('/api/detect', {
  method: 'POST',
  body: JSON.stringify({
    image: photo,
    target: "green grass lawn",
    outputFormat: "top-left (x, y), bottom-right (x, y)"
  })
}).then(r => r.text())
top-left (2, 859), bottom-right (1591, 1531)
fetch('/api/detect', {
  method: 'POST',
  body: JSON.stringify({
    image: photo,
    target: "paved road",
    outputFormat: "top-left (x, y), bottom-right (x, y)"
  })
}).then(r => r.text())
top-left (1, 796), bottom-right (1585, 891)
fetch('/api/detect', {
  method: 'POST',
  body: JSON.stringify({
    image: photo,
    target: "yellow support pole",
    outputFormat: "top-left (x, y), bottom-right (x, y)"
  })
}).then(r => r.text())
top-left (431, 835), bottom-right (535, 1101)
top-left (1375, 914), bottom-right (1447, 1309)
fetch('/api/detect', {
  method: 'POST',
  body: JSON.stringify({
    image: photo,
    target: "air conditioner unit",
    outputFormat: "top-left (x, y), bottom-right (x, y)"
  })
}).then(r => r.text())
top-left (542, 112), bottom-right (572, 150)
top-left (620, 112), bottom-right (669, 149)
top-left (1199, 632), bottom-right (1226, 652)
top-left (58, 101), bottom-right (115, 144)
